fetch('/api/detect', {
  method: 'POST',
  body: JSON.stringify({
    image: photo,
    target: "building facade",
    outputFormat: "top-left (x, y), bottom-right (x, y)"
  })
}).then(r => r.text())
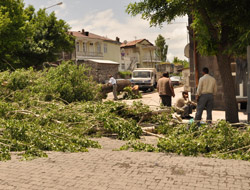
top-left (63, 29), bottom-right (121, 64)
top-left (120, 39), bottom-right (160, 71)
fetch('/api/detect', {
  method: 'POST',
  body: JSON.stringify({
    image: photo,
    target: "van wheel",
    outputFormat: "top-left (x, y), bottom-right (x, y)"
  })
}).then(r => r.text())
top-left (150, 87), bottom-right (155, 92)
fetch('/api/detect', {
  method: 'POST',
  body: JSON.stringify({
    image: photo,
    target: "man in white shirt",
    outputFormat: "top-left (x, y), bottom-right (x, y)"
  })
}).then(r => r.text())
top-left (195, 67), bottom-right (217, 123)
top-left (108, 75), bottom-right (118, 100)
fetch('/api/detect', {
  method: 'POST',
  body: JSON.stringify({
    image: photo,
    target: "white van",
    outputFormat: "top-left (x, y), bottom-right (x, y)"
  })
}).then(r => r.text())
top-left (131, 68), bottom-right (157, 91)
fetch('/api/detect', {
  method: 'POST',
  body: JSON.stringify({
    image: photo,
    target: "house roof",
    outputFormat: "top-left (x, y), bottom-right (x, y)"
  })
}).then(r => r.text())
top-left (69, 31), bottom-right (121, 44)
top-left (121, 39), bottom-right (154, 48)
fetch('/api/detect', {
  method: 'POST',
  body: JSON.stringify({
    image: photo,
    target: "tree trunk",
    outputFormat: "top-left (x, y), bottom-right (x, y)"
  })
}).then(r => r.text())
top-left (101, 79), bottom-right (131, 98)
top-left (216, 53), bottom-right (239, 123)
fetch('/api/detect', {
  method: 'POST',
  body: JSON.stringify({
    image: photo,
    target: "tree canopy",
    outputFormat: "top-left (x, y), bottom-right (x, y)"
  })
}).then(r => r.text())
top-left (173, 57), bottom-right (189, 68)
top-left (0, 0), bottom-right (28, 69)
top-left (155, 34), bottom-right (168, 62)
top-left (127, 0), bottom-right (250, 56)
top-left (0, 0), bottom-right (74, 70)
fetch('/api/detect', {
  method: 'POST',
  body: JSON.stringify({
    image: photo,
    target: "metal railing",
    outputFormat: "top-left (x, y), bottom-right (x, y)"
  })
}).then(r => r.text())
top-left (76, 51), bottom-right (103, 58)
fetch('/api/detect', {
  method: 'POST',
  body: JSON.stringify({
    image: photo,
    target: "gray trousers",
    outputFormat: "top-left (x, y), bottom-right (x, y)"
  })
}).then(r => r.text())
top-left (182, 105), bottom-right (193, 117)
top-left (113, 84), bottom-right (118, 100)
top-left (195, 94), bottom-right (214, 121)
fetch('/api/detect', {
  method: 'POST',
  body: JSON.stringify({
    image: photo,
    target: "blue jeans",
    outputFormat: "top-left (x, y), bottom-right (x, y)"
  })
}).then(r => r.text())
top-left (195, 94), bottom-right (214, 122)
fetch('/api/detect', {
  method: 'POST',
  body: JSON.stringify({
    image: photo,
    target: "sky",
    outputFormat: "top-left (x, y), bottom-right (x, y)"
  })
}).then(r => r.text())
top-left (23, 0), bottom-right (189, 62)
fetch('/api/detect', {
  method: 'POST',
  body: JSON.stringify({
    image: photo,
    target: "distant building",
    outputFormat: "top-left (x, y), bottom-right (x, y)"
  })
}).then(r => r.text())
top-left (174, 64), bottom-right (184, 74)
top-left (155, 62), bottom-right (174, 80)
top-left (120, 39), bottom-right (160, 71)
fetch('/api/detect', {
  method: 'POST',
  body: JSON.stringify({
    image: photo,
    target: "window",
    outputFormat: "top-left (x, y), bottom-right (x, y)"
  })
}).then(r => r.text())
top-left (104, 44), bottom-right (108, 53)
top-left (76, 42), bottom-right (80, 52)
top-left (83, 42), bottom-right (86, 52)
top-left (121, 63), bottom-right (125, 70)
top-left (133, 71), bottom-right (151, 78)
top-left (97, 43), bottom-right (101, 53)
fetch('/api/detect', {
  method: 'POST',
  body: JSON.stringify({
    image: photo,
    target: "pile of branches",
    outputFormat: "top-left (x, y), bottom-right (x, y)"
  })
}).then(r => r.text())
top-left (0, 63), bottom-right (146, 161)
top-left (120, 116), bottom-right (250, 161)
top-left (0, 62), bottom-right (249, 162)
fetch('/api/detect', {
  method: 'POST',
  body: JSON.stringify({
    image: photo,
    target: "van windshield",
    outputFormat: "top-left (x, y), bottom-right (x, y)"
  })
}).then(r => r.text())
top-left (133, 71), bottom-right (151, 78)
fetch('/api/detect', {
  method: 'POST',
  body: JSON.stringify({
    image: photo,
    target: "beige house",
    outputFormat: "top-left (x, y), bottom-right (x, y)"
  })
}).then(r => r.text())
top-left (120, 39), bottom-right (160, 71)
top-left (64, 29), bottom-right (121, 64)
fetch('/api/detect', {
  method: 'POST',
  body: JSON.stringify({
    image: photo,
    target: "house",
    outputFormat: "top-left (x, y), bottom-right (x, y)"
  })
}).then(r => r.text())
top-left (66, 29), bottom-right (121, 63)
top-left (60, 29), bottom-right (121, 83)
top-left (120, 39), bottom-right (161, 71)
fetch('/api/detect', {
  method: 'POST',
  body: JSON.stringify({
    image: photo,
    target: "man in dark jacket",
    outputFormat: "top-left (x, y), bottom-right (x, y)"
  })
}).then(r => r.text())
top-left (157, 72), bottom-right (175, 107)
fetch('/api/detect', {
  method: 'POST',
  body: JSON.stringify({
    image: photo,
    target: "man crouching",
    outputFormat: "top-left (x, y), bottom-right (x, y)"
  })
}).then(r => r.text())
top-left (175, 91), bottom-right (196, 119)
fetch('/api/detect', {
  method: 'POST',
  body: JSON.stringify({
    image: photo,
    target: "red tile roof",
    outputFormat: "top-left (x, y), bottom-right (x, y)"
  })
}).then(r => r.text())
top-left (120, 39), bottom-right (154, 48)
top-left (69, 31), bottom-right (119, 43)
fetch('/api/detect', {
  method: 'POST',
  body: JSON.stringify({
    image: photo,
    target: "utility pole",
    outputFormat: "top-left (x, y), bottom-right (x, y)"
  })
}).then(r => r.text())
top-left (247, 46), bottom-right (250, 122)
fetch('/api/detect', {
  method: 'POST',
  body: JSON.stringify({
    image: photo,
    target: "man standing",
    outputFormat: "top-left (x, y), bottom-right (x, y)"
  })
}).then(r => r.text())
top-left (176, 91), bottom-right (196, 119)
top-left (157, 72), bottom-right (175, 107)
top-left (195, 67), bottom-right (217, 123)
top-left (108, 75), bottom-right (118, 100)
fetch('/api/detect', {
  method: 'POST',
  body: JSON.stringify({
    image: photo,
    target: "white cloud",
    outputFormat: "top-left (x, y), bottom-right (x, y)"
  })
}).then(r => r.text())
top-left (68, 9), bottom-right (188, 62)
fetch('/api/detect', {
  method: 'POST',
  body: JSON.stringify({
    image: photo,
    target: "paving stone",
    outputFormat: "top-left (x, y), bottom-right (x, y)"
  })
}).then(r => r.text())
top-left (0, 137), bottom-right (250, 190)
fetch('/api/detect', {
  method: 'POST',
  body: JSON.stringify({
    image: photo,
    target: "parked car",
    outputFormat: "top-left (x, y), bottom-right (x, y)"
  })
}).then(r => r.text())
top-left (170, 76), bottom-right (182, 86)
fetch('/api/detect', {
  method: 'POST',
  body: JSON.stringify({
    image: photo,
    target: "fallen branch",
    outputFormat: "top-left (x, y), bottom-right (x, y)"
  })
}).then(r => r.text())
top-left (142, 129), bottom-right (165, 138)
top-left (219, 145), bottom-right (250, 154)
top-left (7, 110), bottom-right (63, 125)
top-left (139, 108), bottom-right (172, 122)
top-left (7, 110), bottom-right (40, 117)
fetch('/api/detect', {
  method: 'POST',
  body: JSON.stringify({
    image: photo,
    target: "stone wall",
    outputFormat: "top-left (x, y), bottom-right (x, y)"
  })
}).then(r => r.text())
top-left (79, 60), bottom-right (119, 84)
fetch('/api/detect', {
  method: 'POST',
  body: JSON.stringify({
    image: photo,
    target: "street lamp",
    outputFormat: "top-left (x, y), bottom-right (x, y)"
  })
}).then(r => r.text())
top-left (45, 2), bottom-right (63, 10)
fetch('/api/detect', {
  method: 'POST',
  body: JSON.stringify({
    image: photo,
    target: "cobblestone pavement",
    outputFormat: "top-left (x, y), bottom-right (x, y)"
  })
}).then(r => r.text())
top-left (1, 137), bottom-right (250, 190)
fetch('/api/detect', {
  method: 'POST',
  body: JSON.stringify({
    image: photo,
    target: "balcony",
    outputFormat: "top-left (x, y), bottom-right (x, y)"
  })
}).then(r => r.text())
top-left (142, 56), bottom-right (161, 63)
top-left (76, 51), bottom-right (103, 59)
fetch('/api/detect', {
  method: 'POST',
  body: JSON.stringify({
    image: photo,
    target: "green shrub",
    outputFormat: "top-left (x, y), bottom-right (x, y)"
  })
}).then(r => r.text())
top-left (118, 71), bottom-right (132, 79)
top-left (44, 62), bottom-right (100, 103)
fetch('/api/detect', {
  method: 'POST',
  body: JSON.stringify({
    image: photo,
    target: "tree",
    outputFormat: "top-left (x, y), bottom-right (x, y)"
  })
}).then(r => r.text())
top-left (0, 0), bottom-right (28, 70)
top-left (18, 8), bottom-right (75, 68)
top-left (0, 1), bottom-right (74, 70)
top-left (173, 57), bottom-right (189, 68)
top-left (155, 34), bottom-right (168, 62)
top-left (126, 0), bottom-right (250, 123)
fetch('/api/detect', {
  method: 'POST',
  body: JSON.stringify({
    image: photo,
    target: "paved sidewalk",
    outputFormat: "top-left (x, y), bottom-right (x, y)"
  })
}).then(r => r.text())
top-left (0, 137), bottom-right (250, 190)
